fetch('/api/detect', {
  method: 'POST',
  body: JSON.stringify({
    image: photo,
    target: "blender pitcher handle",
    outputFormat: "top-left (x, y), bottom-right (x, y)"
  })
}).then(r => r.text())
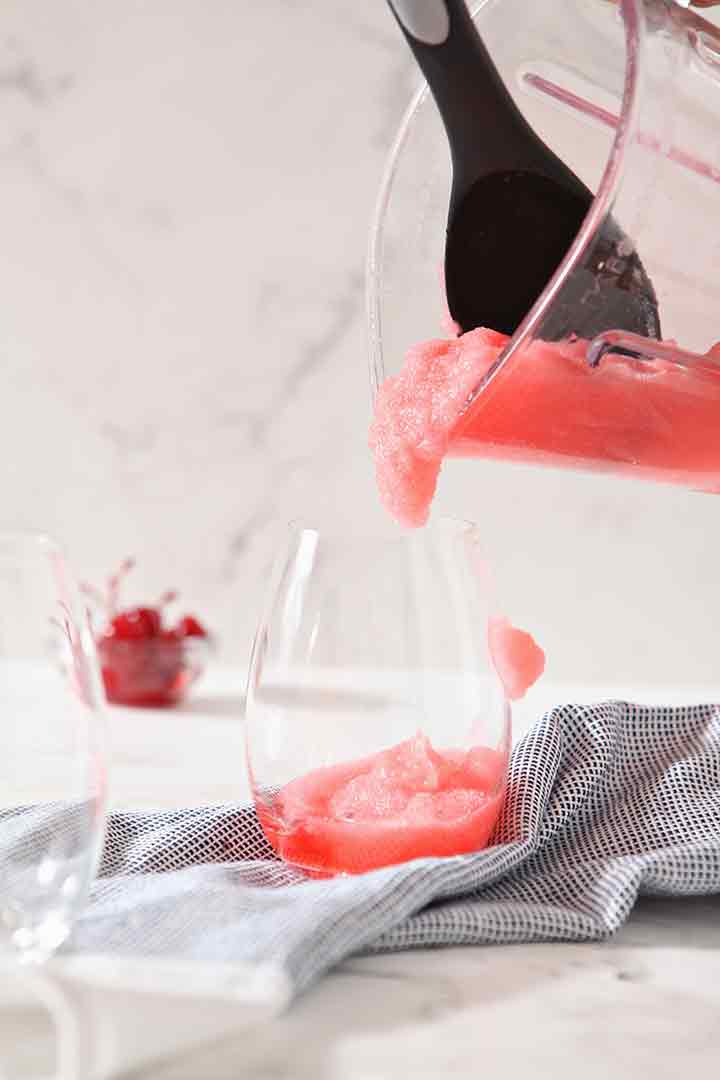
top-left (586, 329), bottom-right (718, 372)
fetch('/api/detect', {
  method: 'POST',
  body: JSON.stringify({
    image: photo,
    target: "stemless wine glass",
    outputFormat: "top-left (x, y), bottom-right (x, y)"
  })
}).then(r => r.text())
top-left (245, 518), bottom-right (509, 877)
top-left (0, 533), bottom-right (107, 962)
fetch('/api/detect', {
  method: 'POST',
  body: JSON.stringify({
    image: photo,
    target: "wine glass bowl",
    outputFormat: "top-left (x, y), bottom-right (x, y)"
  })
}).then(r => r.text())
top-left (245, 519), bottom-right (510, 877)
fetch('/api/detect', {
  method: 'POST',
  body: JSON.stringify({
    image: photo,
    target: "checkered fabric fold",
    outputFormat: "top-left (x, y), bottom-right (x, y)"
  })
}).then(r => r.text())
top-left (70, 701), bottom-right (720, 995)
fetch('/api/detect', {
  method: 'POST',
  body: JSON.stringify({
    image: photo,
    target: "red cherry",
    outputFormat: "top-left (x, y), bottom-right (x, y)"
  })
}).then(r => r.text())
top-left (109, 606), bottom-right (162, 640)
top-left (176, 615), bottom-right (207, 638)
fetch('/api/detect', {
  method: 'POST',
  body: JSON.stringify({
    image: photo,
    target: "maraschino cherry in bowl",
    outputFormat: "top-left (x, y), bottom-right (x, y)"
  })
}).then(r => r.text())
top-left (85, 559), bottom-right (212, 707)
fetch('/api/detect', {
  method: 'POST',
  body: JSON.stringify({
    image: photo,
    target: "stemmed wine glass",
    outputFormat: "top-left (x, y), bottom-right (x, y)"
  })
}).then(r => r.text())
top-left (245, 518), bottom-right (510, 877)
top-left (0, 533), bottom-right (108, 1078)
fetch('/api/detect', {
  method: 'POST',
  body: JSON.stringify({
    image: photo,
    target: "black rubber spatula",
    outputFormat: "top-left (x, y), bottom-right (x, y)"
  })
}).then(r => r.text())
top-left (387, 0), bottom-right (661, 341)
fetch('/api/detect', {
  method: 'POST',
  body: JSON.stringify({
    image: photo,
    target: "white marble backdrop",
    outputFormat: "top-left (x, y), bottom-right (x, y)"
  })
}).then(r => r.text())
top-left (0, 1), bottom-right (418, 662)
top-left (1, 1), bottom-right (719, 690)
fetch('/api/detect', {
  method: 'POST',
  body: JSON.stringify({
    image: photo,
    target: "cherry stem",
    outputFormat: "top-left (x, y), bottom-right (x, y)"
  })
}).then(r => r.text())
top-left (82, 559), bottom-right (177, 622)
top-left (80, 581), bottom-right (106, 610)
top-left (107, 557), bottom-right (136, 616)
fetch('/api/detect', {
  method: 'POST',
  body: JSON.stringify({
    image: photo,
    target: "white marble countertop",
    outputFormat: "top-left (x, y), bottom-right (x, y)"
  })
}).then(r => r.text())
top-left (3, 670), bottom-right (719, 1079)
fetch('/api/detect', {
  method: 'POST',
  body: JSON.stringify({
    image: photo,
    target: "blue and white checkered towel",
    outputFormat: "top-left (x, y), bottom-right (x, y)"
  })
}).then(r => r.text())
top-left (70, 701), bottom-right (720, 997)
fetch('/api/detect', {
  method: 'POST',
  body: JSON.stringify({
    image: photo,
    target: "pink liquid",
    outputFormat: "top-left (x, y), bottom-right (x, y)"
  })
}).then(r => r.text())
top-left (257, 733), bottom-right (507, 876)
top-left (370, 329), bottom-right (720, 528)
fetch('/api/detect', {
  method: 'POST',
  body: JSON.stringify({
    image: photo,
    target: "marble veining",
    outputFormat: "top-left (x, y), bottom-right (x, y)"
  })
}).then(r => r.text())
top-left (1, 0), bottom-right (720, 688)
top-left (0, 1), bottom-right (415, 671)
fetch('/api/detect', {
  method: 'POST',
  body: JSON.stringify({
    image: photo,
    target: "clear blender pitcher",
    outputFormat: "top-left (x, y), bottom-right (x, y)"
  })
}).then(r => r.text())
top-left (368, 0), bottom-right (720, 706)
top-left (370, 0), bottom-right (720, 482)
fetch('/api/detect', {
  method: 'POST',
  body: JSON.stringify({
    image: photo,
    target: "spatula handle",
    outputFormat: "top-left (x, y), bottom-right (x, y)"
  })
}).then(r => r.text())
top-left (387, 0), bottom-right (450, 45)
top-left (386, 0), bottom-right (531, 184)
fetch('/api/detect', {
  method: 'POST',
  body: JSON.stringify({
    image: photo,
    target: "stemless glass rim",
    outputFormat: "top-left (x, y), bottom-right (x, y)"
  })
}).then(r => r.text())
top-left (247, 513), bottom-right (507, 707)
top-left (366, 0), bottom-right (645, 397)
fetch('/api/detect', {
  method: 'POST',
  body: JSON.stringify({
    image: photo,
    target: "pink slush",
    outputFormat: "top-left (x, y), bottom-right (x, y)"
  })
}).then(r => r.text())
top-left (256, 733), bottom-right (508, 876)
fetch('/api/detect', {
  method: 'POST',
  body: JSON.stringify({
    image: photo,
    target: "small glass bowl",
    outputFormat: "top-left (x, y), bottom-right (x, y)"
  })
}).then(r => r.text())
top-left (97, 633), bottom-right (211, 708)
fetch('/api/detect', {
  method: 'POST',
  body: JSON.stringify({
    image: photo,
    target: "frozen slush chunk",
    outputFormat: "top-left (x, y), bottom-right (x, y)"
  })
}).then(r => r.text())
top-left (328, 770), bottom-right (410, 820)
top-left (329, 733), bottom-right (456, 820)
top-left (488, 615), bottom-right (546, 700)
top-left (371, 732), bottom-right (455, 791)
top-left (405, 788), bottom-right (489, 824)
